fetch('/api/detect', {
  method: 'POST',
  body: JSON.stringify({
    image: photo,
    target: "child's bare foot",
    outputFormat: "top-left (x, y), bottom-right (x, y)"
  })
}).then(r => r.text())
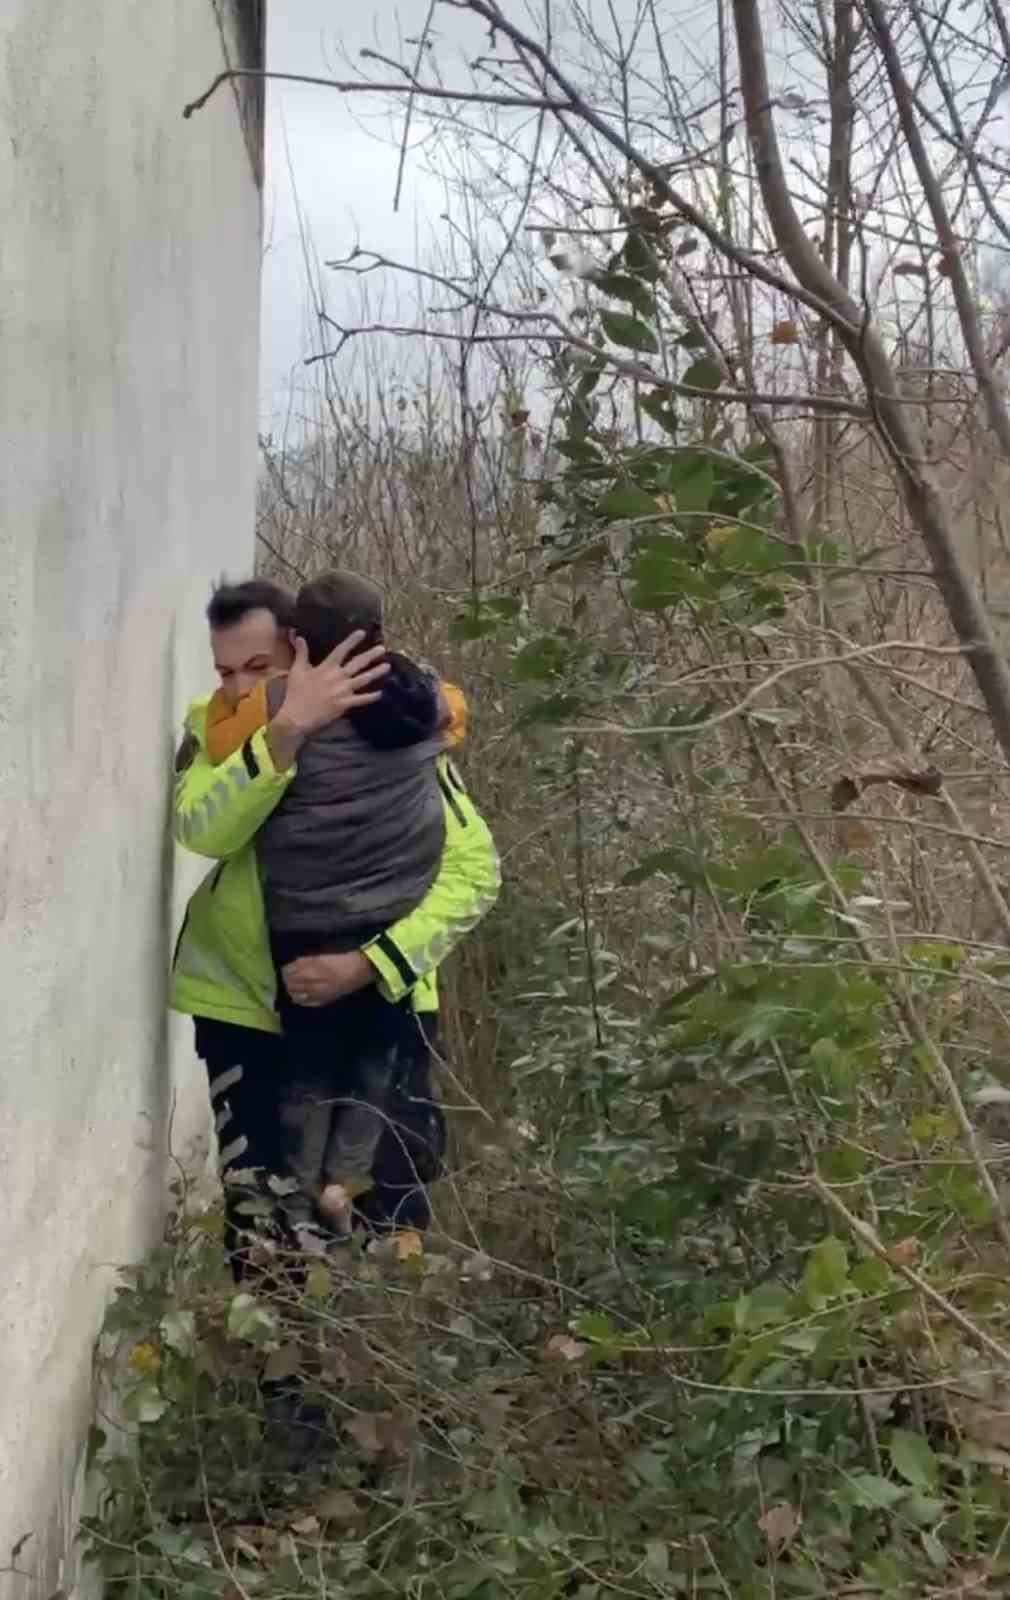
top-left (318, 1182), bottom-right (353, 1235)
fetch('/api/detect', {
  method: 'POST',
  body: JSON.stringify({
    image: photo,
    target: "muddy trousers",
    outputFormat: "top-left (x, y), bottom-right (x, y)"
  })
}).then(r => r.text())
top-left (273, 986), bottom-right (406, 1233)
top-left (194, 1012), bottom-right (445, 1281)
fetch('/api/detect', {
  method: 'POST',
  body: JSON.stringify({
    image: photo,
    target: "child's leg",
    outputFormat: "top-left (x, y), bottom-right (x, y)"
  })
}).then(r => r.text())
top-left (276, 976), bottom-right (341, 1244)
top-left (319, 1039), bottom-right (397, 1234)
top-left (276, 1063), bottom-right (332, 1240)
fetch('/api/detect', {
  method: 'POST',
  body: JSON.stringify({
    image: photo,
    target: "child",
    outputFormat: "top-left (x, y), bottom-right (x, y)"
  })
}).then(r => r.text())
top-left (205, 570), bottom-right (460, 1249)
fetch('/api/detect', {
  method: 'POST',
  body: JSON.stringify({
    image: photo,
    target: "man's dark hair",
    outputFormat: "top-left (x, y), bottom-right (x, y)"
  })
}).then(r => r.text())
top-left (295, 570), bottom-right (384, 665)
top-left (206, 578), bottom-right (296, 631)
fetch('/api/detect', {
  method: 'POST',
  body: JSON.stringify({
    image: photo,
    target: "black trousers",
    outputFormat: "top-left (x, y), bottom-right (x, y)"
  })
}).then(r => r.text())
top-left (194, 1011), bottom-right (445, 1279)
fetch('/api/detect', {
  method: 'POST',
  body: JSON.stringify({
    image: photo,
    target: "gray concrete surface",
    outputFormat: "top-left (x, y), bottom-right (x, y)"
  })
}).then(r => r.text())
top-left (0, 4), bottom-right (262, 1590)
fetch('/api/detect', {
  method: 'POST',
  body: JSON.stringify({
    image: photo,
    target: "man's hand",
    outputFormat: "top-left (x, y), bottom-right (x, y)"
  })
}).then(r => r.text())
top-left (267, 632), bottom-right (390, 772)
top-left (282, 951), bottom-right (374, 1007)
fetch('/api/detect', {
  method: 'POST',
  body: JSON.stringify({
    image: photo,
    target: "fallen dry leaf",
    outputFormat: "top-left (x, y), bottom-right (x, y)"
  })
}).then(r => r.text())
top-left (463, 1252), bottom-right (494, 1282)
top-left (887, 1236), bottom-right (920, 1267)
top-left (956, 1563), bottom-right (993, 1593)
top-left (769, 320), bottom-right (799, 345)
top-left (289, 1515), bottom-right (320, 1537)
top-left (223, 1524), bottom-right (273, 1560)
top-left (544, 1334), bottom-right (588, 1362)
top-left (343, 1411), bottom-right (413, 1460)
top-left (955, 1396), bottom-right (1010, 1451)
top-left (344, 1413), bottom-right (383, 1457)
top-left (831, 763), bottom-right (943, 812)
top-left (837, 819), bottom-right (875, 853)
top-left (758, 1502), bottom-right (801, 1547)
top-left (263, 1343), bottom-right (301, 1382)
top-left (316, 1488), bottom-right (363, 1524)
top-left (393, 1229), bottom-right (423, 1262)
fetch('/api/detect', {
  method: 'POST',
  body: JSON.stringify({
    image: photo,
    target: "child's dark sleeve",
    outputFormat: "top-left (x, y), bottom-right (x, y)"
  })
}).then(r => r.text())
top-left (347, 650), bottom-right (442, 750)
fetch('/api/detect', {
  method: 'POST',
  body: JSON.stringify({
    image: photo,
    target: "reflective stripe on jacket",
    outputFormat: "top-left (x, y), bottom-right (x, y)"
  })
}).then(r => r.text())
top-left (169, 696), bottom-right (500, 1034)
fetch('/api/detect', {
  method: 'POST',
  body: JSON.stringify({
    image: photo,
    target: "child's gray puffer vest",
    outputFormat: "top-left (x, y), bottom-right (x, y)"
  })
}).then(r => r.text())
top-left (257, 683), bottom-right (446, 950)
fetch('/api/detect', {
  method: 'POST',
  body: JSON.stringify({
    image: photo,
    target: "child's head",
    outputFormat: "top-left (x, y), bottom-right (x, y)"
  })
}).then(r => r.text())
top-left (295, 570), bottom-right (384, 665)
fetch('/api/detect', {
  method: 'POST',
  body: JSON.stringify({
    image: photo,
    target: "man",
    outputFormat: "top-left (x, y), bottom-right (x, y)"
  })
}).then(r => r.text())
top-left (169, 579), bottom-right (500, 1270)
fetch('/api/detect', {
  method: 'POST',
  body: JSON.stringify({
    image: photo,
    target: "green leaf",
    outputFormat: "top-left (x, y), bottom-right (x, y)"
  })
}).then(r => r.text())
top-left (626, 1447), bottom-right (669, 1487)
top-left (747, 706), bottom-right (803, 728)
top-left (682, 358), bottom-right (723, 392)
top-left (574, 1311), bottom-right (618, 1343)
top-left (666, 456), bottom-right (714, 514)
top-left (587, 271), bottom-right (654, 318)
top-left (600, 309), bottom-right (659, 353)
top-left (639, 389), bottom-right (679, 435)
top-left (652, 974), bottom-right (716, 1015)
top-left (820, 1144), bottom-right (866, 1184)
top-left (630, 555), bottom-right (716, 608)
top-left (227, 1292), bottom-right (278, 1347)
top-left (727, 1327), bottom-right (783, 1384)
top-left (597, 484), bottom-right (661, 521)
top-left (304, 1260), bottom-right (331, 1302)
top-left (727, 843), bottom-right (809, 894)
top-left (677, 325), bottom-right (708, 350)
top-left (851, 1256), bottom-right (892, 1293)
top-left (449, 612), bottom-right (502, 642)
top-left (643, 1541), bottom-right (669, 1582)
top-left (513, 636), bottom-right (574, 681)
top-left (903, 1494), bottom-right (947, 1526)
top-left (160, 1310), bottom-right (196, 1356)
top-left (740, 1283), bottom-right (793, 1329)
top-left (658, 1092), bottom-right (678, 1134)
top-left (448, 597), bottom-right (520, 642)
top-left (845, 1473), bottom-right (906, 1510)
top-left (519, 693), bottom-right (584, 725)
top-left (742, 438), bottom-right (775, 469)
top-left (803, 1237), bottom-right (849, 1306)
top-left (728, 999), bottom-right (798, 1053)
top-left (889, 1428), bottom-right (939, 1490)
top-left (122, 1381), bottom-right (169, 1426)
top-left (810, 1315), bottom-right (861, 1375)
top-left (921, 1532), bottom-right (948, 1570)
top-left (622, 230), bottom-right (659, 280)
top-left (574, 364), bottom-right (603, 399)
top-left (622, 847), bottom-right (710, 888)
top-left (717, 524), bottom-right (794, 572)
top-left (555, 436), bottom-right (603, 465)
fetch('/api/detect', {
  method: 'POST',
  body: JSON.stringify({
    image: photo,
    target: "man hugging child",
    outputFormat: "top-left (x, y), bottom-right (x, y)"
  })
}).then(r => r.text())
top-left (205, 570), bottom-right (461, 1252)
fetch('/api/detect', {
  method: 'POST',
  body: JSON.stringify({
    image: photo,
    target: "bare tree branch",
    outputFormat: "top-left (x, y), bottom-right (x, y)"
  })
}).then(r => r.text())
top-left (182, 67), bottom-right (575, 120)
top-left (731, 0), bottom-right (1010, 768)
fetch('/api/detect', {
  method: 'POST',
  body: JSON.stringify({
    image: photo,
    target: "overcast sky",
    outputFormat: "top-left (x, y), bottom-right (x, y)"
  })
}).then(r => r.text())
top-left (260, 3), bottom-right (485, 428)
top-left (258, 4), bottom-right (1010, 432)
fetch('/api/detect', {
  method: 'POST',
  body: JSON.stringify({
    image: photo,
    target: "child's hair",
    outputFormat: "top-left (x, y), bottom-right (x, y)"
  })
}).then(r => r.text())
top-left (295, 570), bottom-right (384, 666)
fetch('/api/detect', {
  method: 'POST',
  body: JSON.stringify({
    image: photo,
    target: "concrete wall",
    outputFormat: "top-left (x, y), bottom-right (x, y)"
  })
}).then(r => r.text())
top-left (0, 4), bottom-right (262, 1591)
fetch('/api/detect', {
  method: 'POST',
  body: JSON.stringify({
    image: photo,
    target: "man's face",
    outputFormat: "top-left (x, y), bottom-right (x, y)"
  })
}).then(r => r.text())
top-left (211, 607), bottom-right (294, 708)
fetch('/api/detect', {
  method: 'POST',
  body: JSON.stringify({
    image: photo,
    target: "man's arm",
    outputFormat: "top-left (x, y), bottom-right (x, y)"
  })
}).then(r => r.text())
top-left (280, 760), bottom-right (499, 1007)
top-left (363, 757), bottom-right (501, 1002)
top-left (173, 712), bottom-right (295, 860)
top-left (173, 632), bottom-right (391, 861)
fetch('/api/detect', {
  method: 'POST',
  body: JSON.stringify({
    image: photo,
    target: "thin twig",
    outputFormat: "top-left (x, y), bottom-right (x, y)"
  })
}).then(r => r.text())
top-left (811, 1175), bottom-right (1010, 1364)
top-left (182, 68), bottom-right (575, 119)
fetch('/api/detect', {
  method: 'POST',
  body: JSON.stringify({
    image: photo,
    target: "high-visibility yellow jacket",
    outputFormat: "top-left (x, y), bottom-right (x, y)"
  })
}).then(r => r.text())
top-left (169, 695), bottom-right (500, 1035)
